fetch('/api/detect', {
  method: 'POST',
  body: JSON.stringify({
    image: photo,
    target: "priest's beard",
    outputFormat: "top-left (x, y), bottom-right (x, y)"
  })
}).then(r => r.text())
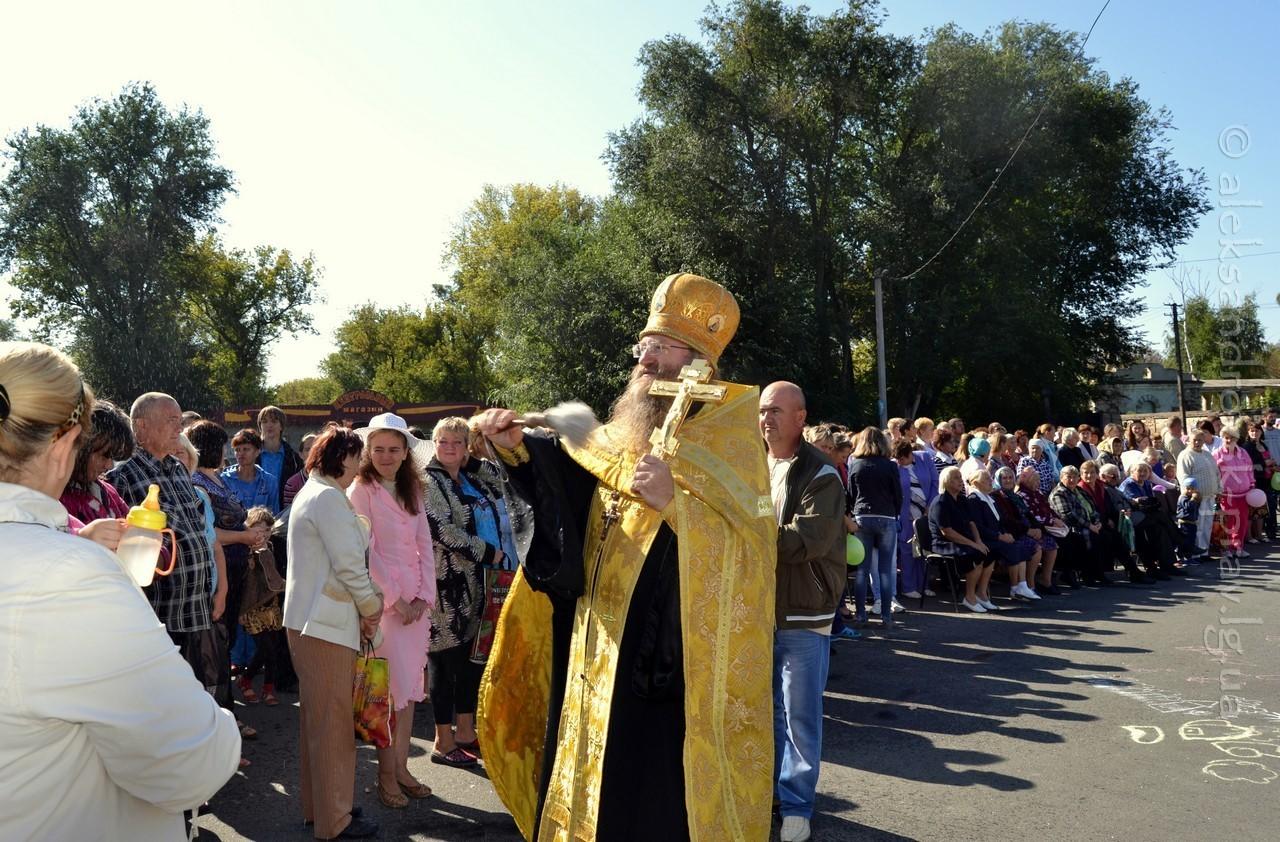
top-left (608, 363), bottom-right (676, 455)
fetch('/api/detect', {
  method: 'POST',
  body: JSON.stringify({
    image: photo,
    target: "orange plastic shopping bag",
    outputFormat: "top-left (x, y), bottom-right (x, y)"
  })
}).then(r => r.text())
top-left (353, 642), bottom-right (395, 749)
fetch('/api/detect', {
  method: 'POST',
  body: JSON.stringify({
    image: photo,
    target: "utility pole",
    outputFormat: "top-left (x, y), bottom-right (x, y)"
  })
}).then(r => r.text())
top-left (1168, 301), bottom-right (1188, 431)
top-left (873, 270), bottom-right (888, 428)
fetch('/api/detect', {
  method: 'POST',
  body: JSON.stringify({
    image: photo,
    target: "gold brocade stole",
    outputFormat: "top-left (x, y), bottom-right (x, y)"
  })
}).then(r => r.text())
top-left (479, 383), bottom-right (777, 842)
top-left (539, 435), bottom-right (659, 840)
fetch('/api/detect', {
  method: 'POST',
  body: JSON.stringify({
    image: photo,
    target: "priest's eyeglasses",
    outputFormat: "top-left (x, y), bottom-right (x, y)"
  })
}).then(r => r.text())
top-left (631, 340), bottom-right (691, 359)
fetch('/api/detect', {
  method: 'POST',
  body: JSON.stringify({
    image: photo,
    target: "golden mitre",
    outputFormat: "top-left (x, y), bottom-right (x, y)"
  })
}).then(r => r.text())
top-left (641, 273), bottom-right (740, 366)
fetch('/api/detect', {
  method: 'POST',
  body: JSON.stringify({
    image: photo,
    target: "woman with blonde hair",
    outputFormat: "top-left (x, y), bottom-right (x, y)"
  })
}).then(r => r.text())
top-left (886, 417), bottom-right (908, 445)
top-left (914, 417), bottom-right (936, 451)
top-left (848, 426), bottom-right (903, 626)
top-left (424, 416), bottom-right (522, 765)
top-left (0, 342), bottom-right (239, 840)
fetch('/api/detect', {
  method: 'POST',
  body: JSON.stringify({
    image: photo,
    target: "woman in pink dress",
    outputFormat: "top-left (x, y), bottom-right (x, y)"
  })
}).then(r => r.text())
top-left (348, 413), bottom-right (436, 808)
top-left (1214, 425), bottom-right (1256, 561)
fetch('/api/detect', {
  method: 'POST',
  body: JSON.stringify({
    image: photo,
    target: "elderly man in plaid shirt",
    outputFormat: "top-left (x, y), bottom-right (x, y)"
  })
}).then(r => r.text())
top-left (108, 392), bottom-right (216, 685)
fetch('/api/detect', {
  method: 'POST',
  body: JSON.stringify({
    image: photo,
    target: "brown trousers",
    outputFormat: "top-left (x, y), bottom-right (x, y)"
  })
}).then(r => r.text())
top-left (287, 629), bottom-right (357, 839)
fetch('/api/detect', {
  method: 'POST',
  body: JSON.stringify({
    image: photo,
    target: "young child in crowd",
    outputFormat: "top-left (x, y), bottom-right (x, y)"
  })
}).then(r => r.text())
top-left (237, 506), bottom-right (286, 706)
top-left (1176, 477), bottom-right (1202, 563)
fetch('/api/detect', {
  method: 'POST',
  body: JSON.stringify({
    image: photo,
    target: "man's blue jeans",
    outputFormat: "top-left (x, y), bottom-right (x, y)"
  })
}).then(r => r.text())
top-left (773, 628), bottom-right (831, 819)
top-left (853, 515), bottom-right (898, 623)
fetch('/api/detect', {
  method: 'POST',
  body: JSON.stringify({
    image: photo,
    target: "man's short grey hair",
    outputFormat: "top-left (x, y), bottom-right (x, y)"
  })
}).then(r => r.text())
top-left (130, 392), bottom-right (177, 424)
top-left (1100, 464), bottom-right (1121, 479)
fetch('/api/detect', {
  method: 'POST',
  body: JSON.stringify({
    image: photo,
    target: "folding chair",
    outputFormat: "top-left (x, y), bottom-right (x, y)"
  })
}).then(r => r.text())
top-left (914, 516), bottom-right (961, 612)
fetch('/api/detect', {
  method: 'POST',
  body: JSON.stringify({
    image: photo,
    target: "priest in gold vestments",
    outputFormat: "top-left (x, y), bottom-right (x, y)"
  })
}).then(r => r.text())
top-left (475, 273), bottom-right (777, 841)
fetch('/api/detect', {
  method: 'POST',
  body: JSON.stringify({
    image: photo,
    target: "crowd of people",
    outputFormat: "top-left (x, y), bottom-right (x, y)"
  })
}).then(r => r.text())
top-left (3, 298), bottom-right (1278, 842)
top-left (0, 340), bottom-right (533, 839)
top-left (806, 411), bottom-right (1279, 623)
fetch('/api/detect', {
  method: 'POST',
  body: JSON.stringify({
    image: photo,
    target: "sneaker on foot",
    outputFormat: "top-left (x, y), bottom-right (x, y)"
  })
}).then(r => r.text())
top-left (961, 599), bottom-right (987, 613)
top-left (924, 588), bottom-right (937, 597)
top-left (901, 590), bottom-right (923, 600)
top-left (781, 816), bottom-right (811, 842)
top-left (870, 601), bottom-right (881, 615)
top-left (977, 597), bottom-right (1001, 611)
top-left (1015, 583), bottom-right (1041, 600)
top-left (890, 600), bottom-right (906, 614)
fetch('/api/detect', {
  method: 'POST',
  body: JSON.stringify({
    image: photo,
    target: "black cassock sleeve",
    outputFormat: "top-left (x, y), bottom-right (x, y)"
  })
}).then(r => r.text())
top-left (502, 430), bottom-right (597, 603)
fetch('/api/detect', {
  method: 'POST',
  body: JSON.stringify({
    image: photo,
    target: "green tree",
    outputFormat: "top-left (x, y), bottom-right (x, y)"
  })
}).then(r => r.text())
top-left (607, 0), bottom-right (915, 418)
top-left (1165, 293), bottom-right (1268, 380)
top-left (607, 2), bottom-right (1208, 426)
top-left (0, 319), bottom-right (20, 341)
top-left (442, 184), bottom-right (652, 413)
top-left (0, 83), bottom-right (233, 406)
top-left (1265, 343), bottom-right (1280, 378)
top-left (322, 303), bottom-right (490, 404)
top-left (273, 376), bottom-right (343, 405)
top-left (870, 22), bottom-right (1208, 425)
top-left (182, 234), bottom-right (322, 405)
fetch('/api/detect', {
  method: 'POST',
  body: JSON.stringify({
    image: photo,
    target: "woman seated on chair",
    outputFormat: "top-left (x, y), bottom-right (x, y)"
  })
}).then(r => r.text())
top-left (966, 469), bottom-right (1039, 605)
top-left (1015, 467), bottom-right (1066, 594)
top-left (991, 467), bottom-right (1043, 599)
top-left (1048, 465), bottom-right (1110, 588)
top-left (927, 466), bottom-right (996, 614)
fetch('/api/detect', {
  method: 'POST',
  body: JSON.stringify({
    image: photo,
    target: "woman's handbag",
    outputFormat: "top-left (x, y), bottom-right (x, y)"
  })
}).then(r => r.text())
top-left (353, 641), bottom-right (395, 749)
top-left (1045, 523), bottom-right (1070, 539)
top-left (240, 546), bottom-right (284, 611)
top-left (470, 567), bottom-right (516, 665)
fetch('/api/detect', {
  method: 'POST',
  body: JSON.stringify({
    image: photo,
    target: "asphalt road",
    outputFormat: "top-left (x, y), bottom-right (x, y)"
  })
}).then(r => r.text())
top-left (197, 543), bottom-right (1280, 841)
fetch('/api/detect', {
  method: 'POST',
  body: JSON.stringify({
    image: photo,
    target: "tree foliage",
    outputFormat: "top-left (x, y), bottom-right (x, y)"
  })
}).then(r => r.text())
top-left (607, 0), bottom-right (915, 417)
top-left (322, 303), bottom-right (490, 404)
top-left (442, 184), bottom-right (652, 413)
top-left (182, 234), bottom-right (322, 405)
top-left (273, 376), bottom-right (343, 405)
top-left (1165, 293), bottom-right (1269, 380)
top-left (603, 1), bottom-right (1209, 426)
top-left (0, 83), bottom-right (324, 412)
top-left (867, 21), bottom-right (1209, 424)
top-left (0, 83), bottom-right (233, 405)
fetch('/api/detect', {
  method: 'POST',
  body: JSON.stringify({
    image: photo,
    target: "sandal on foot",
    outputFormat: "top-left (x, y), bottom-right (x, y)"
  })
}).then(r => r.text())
top-left (397, 780), bottom-right (433, 799)
top-left (239, 756), bottom-right (252, 769)
top-left (263, 691), bottom-right (279, 707)
top-left (240, 682), bottom-right (259, 704)
top-left (238, 721), bottom-right (258, 740)
top-left (430, 748), bottom-right (478, 768)
top-left (377, 785), bottom-right (408, 809)
top-left (456, 738), bottom-right (481, 758)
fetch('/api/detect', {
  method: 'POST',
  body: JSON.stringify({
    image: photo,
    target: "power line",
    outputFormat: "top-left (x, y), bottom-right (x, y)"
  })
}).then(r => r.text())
top-left (1157, 249), bottom-right (1280, 265)
top-left (898, 0), bottom-right (1111, 282)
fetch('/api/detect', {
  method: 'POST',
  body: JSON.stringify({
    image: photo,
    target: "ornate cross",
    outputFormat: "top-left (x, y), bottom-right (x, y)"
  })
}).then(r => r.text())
top-left (646, 358), bottom-right (727, 461)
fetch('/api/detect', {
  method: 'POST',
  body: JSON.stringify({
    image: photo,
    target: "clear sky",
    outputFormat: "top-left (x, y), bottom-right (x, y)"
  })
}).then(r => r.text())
top-left (2, 0), bottom-right (1276, 386)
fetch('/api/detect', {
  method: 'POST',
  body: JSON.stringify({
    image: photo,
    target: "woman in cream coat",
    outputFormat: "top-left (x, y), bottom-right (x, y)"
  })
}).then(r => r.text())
top-left (284, 425), bottom-right (384, 840)
top-left (0, 342), bottom-right (239, 842)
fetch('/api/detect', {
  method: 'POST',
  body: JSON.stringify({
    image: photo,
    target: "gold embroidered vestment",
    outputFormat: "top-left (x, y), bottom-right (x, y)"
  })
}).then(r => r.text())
top-left (478, 381), bottom-right (777, 841)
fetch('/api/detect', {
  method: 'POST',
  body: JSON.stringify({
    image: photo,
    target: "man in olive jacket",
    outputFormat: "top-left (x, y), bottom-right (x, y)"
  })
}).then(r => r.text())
top-left (760, 382), bottom-right (847, 842)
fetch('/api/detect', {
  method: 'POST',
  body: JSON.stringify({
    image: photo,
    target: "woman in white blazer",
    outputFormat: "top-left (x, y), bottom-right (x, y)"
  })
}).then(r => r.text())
top-left (0, 342), bottom-right (240, 842)
top-left (284, 424), bottom-right (384, 840)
